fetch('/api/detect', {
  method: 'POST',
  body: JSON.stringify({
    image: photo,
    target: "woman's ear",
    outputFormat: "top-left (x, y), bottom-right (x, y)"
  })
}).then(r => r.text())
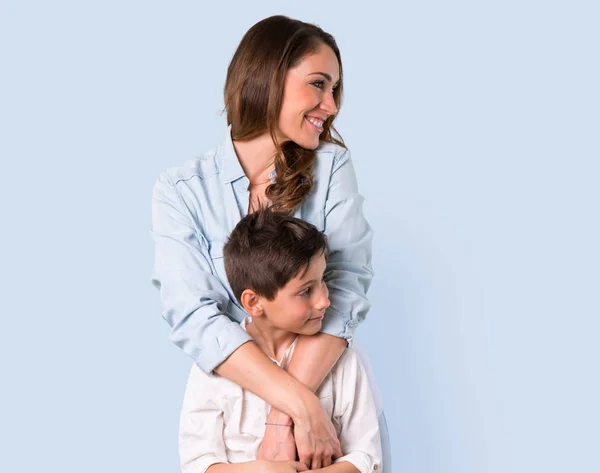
top-left (240, 289), bottom-right (264, 317)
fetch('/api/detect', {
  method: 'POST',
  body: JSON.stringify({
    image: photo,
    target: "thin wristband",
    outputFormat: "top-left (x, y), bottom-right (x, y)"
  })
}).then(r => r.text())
top-left (265, 422), bottom-right (293, 427)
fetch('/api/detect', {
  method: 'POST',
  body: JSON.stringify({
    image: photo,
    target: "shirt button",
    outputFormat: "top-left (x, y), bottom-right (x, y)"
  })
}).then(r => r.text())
top-left (374, 465), bottom-right (379, 471)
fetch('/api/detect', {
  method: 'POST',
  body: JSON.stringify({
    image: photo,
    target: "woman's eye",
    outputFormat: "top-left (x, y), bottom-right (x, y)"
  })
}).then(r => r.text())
top-left (312, 80), bottom-right (324, 89)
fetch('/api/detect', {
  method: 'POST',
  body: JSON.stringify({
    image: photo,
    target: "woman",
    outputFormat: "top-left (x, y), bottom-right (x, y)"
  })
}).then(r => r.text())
top-left (151, 15), bottom-right (390, 471)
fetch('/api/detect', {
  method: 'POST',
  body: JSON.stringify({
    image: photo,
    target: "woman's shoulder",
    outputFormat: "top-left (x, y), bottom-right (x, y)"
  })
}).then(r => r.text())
top-left (158, 145), bottom-right (224, 186)
top-left (314, 141), bottom-right (352, 176)
top-left (316, 140), bottom-right (349, 160)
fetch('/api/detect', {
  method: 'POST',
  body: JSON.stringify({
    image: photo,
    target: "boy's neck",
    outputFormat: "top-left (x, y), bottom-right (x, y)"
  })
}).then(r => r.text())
top-left (245, 317), bottom-right (298, 363)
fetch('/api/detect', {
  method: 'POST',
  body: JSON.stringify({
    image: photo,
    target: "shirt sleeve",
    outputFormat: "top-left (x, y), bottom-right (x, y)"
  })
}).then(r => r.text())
top-left (320, 148), bottom-right (374, 345)
top-left (179, 365), bottom-right (229, 473)
top-left (151, 172), bottom-right (252, 373)
top-left (332, 348), bottom-right (383, 473)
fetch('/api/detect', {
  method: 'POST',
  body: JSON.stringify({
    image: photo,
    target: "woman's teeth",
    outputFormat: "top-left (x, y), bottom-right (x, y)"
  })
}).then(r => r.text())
top-left (306, 116), bottom-right (324, 131)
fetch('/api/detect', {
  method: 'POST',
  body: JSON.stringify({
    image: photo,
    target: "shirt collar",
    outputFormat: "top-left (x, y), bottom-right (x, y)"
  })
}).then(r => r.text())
top-left (218, 124), bottom-right (278, 184)
top-left (219, 124), bottom-right (246, 183)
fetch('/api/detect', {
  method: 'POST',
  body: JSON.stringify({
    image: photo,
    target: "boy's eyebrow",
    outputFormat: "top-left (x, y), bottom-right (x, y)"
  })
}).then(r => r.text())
top-left (308, 72), bottom-right (340, 85)
top-left (295, 272), bottom-right (326, 290)
top-left (296, 279), bottom-right (316, 289)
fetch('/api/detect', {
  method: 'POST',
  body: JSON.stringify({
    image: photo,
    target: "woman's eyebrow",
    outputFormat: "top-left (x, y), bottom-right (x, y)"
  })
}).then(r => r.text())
top-left (308, 71), bottom-right (332, 81)
top-left (308, 72), bottom-right (339, 85)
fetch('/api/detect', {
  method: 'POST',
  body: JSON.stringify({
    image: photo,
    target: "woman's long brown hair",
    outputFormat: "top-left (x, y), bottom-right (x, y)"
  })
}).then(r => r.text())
top-left (224, 15), bottom-right (345, 213)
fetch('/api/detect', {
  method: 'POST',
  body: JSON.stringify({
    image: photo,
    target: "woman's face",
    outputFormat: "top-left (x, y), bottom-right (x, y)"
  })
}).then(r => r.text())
top-left (277, 44), bottom-right (340, 150)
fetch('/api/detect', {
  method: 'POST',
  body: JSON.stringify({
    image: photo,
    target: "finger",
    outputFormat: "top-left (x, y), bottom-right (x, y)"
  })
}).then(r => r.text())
top-left (311, 455), bottom-right (322, 471)
top-left (332, 441), bottom-right (343, 460)
top-left (298, 450), bottom-right (312, 471)
top-left (322, 452), bottom-right (333, 468)
top-left (289, 461), bottom-right (308, 472)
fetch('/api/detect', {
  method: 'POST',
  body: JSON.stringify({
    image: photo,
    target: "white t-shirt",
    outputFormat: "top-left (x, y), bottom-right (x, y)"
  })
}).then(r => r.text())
top-left (179, 319), bottom-right (382, 473)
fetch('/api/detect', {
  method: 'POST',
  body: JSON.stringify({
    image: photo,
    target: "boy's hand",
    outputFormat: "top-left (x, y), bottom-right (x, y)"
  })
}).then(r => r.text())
top-left (254, 460), bottom-right (308, 473)
top-left (257, 409), bottom-right (297, 461)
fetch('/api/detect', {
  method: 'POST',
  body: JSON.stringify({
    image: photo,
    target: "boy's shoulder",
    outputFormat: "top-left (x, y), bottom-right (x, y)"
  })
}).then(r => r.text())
top-left (331, 347), bottom-right (363, 375)
top-left (184, 362), bottom-right (245, 403)
top-left (317, 347), bottom-right (364, 395)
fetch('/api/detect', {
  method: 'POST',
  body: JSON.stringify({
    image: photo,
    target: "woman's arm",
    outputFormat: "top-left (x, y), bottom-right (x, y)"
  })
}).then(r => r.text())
top-left (215, 340), bottom-right (344, 467)
top-left (257, 334), bottom-right (346, 466)
top-left (214, 340), bottom-right (320, 422)
top-left (287, 333), bottom-right (348, 391)
top-left (257, 350), bottom-right (381, 473)
top-left (179, 362), bottom-right (309, 473)
top-left (320, 147), bottom-right (374, 342)
top-left (151, 172), bottom-right (253, 373)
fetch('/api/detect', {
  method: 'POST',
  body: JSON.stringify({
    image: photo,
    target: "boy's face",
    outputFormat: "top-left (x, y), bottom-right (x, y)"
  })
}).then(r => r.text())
top-left (259, 252), bottom-right (330, 335)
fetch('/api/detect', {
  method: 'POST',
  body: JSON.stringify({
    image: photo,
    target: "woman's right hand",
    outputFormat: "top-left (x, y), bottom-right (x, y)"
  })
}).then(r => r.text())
top-left (292, 395), bottom-right (342, 470)
top-left (253, 460), bottom-right (308, 473)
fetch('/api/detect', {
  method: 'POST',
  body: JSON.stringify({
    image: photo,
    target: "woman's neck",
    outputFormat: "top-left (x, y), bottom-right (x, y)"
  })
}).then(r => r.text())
top-left (232, 133), bottom-right (278, 184)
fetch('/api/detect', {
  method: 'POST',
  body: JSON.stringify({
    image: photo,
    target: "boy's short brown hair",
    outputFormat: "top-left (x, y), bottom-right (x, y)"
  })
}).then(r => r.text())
top-left (223, 209), bottom-right (328, 302)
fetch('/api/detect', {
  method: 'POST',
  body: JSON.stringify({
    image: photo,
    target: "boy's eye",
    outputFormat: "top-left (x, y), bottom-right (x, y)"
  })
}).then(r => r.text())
top-left (299, 287), bottom-right (312, 297)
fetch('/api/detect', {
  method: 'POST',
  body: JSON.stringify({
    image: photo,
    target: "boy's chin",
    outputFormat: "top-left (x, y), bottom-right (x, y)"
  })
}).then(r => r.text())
top-left (298, 324), bottom-right (322, 336)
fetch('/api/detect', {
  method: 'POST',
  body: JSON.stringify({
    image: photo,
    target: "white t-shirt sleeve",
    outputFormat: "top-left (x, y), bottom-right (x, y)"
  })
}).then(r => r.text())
top-left (332, 348), bottom-right (383, 473)
top-left (179, 364), bottom-right (229, 473)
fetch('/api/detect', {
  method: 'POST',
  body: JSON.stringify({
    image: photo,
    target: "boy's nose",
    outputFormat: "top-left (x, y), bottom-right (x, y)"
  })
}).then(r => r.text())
top-left (316, 287), bottom-right (330, 311)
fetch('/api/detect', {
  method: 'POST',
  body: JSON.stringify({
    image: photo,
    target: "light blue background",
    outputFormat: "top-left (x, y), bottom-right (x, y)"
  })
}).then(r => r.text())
top-left (1, 1), bottom-right (598, 472)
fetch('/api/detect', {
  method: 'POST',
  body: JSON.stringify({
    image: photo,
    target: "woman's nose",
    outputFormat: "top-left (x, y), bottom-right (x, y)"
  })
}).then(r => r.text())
top-left (320, 90), bottom-right (338, 116)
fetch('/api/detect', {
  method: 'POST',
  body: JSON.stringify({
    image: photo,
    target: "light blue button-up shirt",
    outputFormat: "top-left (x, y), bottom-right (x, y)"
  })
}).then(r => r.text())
top-left (151, 126), bottom-right (373, 373)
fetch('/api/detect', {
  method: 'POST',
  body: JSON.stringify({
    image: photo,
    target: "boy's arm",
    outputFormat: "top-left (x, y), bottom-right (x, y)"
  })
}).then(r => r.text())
top-left (207, 460), bottom-right (308, 473)
top-left (331, 349), bottom-right (383, 473)
top-left (179, 365), bottom-right (230, 473)
top-left (205, 462), bottom-right (256, 473)
top-left (310, 462), bottom-right (361, 473)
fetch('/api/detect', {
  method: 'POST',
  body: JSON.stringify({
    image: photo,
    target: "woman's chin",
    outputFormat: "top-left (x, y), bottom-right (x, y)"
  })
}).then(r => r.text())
top-left (293, 136), bottom-right (320, 150)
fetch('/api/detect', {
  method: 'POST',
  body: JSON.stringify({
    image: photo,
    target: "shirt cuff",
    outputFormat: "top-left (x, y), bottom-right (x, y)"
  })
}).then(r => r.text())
top-left (334, 452), bottom-right (381, 473)
top-left (320, 306), bottom-right (358, 347)
top-left (196, 317), bottom-right (253, 374)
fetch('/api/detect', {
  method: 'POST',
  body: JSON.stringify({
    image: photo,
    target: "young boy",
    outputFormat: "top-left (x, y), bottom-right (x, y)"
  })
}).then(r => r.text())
top-left (178, 209), bottom-right (382, 473)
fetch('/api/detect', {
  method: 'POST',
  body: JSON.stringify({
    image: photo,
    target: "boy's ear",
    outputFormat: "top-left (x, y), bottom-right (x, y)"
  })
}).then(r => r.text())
top-left (240, 289), bottom-right (264, 317)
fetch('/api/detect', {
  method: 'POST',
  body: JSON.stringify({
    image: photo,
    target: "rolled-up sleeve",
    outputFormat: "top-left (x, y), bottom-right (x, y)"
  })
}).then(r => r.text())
top-left (151, 172), bottom-right (252, 373)
top-left (321, 149), bottom-right (374, 344)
